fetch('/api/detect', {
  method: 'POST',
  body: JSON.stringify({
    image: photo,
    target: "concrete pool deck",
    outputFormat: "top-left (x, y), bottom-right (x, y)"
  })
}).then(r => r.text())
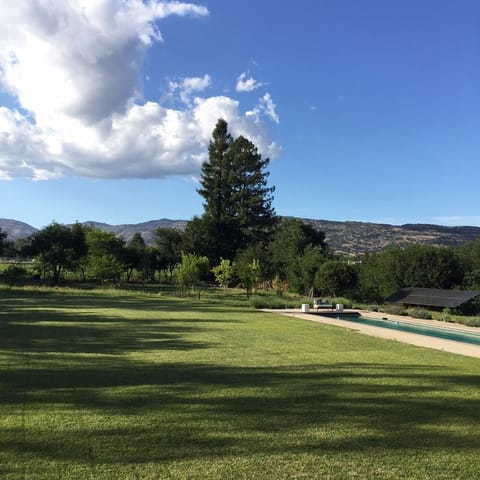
top-left (262, 309), bottom-right (480, 359)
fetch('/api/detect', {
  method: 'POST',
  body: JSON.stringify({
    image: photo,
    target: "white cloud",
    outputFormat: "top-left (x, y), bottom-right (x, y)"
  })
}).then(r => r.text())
top-left (0, 1), bottom-right (208, 125)
top-left (236, 72), bottom-right (264, 92)
top-left (0, 1), bottom-right (280, 180)
top-left (260, 93), bottom-right (280, 124)
top-left (0, 94), bottom-right (282, 180)
top-left (169, 74), bottom-right (212, 105)
top-left (246, 93), bottom-right (280, 125)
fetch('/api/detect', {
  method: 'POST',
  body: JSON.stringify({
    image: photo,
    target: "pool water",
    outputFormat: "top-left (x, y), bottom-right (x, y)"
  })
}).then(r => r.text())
top-left (330, 314), bottom-right (480, 346)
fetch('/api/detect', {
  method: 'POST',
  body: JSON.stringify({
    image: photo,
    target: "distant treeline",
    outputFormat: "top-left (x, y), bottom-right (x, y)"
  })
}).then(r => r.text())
top-left (1, 219), bottom-right (480, 311)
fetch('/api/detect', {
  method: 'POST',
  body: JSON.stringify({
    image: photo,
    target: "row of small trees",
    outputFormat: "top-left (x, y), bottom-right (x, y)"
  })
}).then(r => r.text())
top-left (1, 223), bottom-right (158, 285)
top-left (0, 217), bottom-right (332, 294)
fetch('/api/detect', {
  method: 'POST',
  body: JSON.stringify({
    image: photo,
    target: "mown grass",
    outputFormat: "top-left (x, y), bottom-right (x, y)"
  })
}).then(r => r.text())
top-left (0, 287), bottom-right (479, 479)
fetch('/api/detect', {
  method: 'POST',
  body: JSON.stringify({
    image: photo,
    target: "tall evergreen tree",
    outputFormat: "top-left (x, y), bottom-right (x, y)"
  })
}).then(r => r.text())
top-left (198, 118), bottom-right (233, 222)
top-left (229, 135), bottom-right (276, 248)
top-left (196, 119), bottom-right (236, 260)
top-left (196, 119), bottom-right (276, 262)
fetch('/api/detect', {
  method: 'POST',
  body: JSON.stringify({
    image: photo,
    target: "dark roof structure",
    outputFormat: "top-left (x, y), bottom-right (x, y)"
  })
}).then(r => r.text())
top-left (385, 288), bottom-right (480, 308)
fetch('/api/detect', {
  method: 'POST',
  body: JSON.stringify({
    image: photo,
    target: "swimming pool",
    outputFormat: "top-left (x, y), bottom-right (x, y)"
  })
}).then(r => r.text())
top-left (325, 314), bottom-right (480, 346)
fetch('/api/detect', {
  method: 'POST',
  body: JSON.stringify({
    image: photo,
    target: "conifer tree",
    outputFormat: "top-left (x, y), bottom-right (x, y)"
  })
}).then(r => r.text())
top-left (195, 119), bottom-right (276, 262)
top-left (228, 135), bottom-right (276, 248)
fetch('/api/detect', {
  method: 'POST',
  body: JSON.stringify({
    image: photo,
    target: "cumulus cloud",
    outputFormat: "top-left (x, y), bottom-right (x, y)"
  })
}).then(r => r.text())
top-left (236, 72), bottom-right (264, 92)
top-left (0, 1), bottom-right (280, 180)
top-left (0, 1), bottom-right (208, 124)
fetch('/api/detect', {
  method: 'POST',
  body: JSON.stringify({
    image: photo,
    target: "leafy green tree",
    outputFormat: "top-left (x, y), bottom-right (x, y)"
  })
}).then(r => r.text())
top-left (69, 223), bottom-right (89, 277)
top-left (293, 245), bottom-right (327, 297)
top-left (269, 218), bottom-right (328, 293)
top-left (211, 258), bottom-right (235, 289)
top-left (356, 249), bottom-right (404, 301)
top-left (315, 260), bottom-right (358, 297)
top-left (176, 252), bottom-right (209, 296)
top-left (235, 247), bottom-right (263, 297)
top-left (463, 269), bottom-right (480, 289)
top-left (85, 229), bottom-right (124, 259)
top-left (357, 245), bottom-right (462, 302)
top-left (13, 238), bottom-right (31, 260)
top-left (196, 119), bottom-right (277, 263)
top-left (356, 253), bottom-right (385, 302)
top-left (458, 238), bottom-right (480, 271)
top-left (28, 222), bottom-right (87, 285)
top-left (0, 228), bottom-right (7, 256)
top-left (400, 245), bottom-right (461, 289)
top-left (88, 254), bottom-right (125, 285)
top-left (124, 233), bottom-right (146, 282)
top-left (155, 227), bottom-right (183, 281)
top-left (457, 238), bottom-right (480, 287)
top-left (141, 246), bottom-right (159, 282)
top-left (85, 229), bottom-right (125, 283)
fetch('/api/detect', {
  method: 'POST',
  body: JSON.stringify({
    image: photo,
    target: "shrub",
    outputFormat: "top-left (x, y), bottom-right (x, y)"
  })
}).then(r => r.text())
top-left (273, 275), bottom-right (288, 297)
top-left (462, 317), bottom-right (480, 327)
top-left (330, 297), bottom-right (353, 309)
top-left (1, 265), bottom-right (28, 287)
top-left (383, 305), bottom-right (408, 316)
top-left (250, 296), bottom-right (300, 309)
top-left (410, 308), bottom-right (432, 320)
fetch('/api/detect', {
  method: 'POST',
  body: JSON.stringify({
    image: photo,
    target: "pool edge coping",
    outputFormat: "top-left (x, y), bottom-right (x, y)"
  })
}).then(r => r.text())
top-left (261, 308), bottom-right (480, 359)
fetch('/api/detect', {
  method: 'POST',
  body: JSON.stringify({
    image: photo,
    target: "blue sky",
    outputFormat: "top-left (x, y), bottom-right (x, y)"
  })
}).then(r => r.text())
top-left (0, 0), bottom-right (479, 229)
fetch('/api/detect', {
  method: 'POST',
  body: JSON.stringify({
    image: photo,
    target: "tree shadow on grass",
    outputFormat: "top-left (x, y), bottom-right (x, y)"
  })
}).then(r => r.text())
top-left (0, 314), bottom-right (217, 355)
top-left (0, 289), bottom-right (244, 356)
top-left (0, 287), bottom-right (248, 316)
top-left (1, 289), bottom-right (480, 473)
top-left (0, 360), bottom-right (479, 467)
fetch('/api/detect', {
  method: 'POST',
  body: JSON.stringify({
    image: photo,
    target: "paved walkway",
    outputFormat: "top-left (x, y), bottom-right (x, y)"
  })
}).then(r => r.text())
top-left (262, 309), bottom-right (480, 359)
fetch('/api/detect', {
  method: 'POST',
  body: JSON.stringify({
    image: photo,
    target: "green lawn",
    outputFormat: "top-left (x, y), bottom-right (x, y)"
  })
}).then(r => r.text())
top-left (0, 287), bottom-right (479, 479)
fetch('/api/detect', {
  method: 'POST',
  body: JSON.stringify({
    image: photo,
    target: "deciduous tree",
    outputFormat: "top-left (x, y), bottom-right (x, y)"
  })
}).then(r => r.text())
top-left (84, 229), bottom-right (125, 284)
top-left (176, 252), bottom-right (209, 296)
top-left (212, 258), bottom-right (235, 289)
top-left (0, 228), bottom-right (7, 256)
top-left (269, 218), bottom-right (328, 293)
top-left (315, 260), bottom-right (358, 297)
top-left (28, 222), bottom-right (87, 285)
top-left (155, 227), bottom-right (182, 281)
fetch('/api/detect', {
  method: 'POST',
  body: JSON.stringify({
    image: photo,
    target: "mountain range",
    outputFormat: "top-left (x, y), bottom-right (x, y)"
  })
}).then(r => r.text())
top-left (2, 217), bottom-right (480, 256)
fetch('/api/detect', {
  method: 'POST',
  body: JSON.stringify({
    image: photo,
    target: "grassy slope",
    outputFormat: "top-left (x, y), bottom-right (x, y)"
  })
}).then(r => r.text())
top-left (0, 288), bottom-right (479, 480)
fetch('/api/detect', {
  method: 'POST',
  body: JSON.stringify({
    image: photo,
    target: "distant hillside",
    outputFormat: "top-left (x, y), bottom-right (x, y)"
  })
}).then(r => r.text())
top-left (2, 217), bottom-right (480, 255)
top-left (0, 219), bottom-right (38, 241)
top-left (81, 219), bottom-right (188, 245)
top-left (302, 219), bottom-right (480, 255)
